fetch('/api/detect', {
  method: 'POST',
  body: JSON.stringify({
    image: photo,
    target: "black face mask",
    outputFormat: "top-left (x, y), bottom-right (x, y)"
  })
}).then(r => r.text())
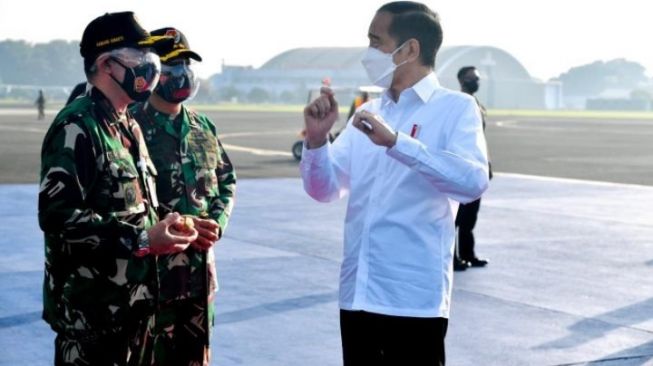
top-left (155, 73), bottom-right (193, 104)
top-left (463, 80), bottom-right (480, 94)
top-left (110, 57), bottom-right (159, 102)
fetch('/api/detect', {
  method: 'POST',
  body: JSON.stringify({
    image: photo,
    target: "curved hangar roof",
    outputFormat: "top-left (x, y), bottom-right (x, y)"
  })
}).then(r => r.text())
top-left (259, 45), bottom-right (534, 81)
top-left (260, 47), bottom-right (367, 71)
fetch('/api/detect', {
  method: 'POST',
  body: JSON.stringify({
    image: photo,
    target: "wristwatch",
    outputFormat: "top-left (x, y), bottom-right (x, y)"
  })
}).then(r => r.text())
top-left (134, 230), bottom-right (151, 257)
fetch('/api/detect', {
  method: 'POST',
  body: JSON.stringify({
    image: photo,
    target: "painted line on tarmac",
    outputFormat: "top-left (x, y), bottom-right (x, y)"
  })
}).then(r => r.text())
top-left (0, 124), bottom-right (296, 157)
top-left (495, 117), bottom-right (653, 127)
top-left (220, 130), bottom-right (298, 138)
top-left (495, 120), bottom-right (518, 128)
top-left (222, 143), bottom-right (293, 157)
top-left (0, 108), bottom-right (57, 116)
top-left (0, 125), bottom-right (45, 133)
top-left (495, 172), bottom-right (653, 189)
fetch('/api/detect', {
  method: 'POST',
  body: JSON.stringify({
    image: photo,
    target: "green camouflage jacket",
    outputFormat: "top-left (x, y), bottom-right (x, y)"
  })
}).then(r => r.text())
top-left (39, 88), bottom-right (160, 337)
top-left (131, 102), bottom-right (236, 301)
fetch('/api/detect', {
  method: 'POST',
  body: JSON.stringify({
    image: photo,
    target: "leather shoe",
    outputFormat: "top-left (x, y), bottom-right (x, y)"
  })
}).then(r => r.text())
top-left (454, 258), bottom-right (470, 271)
top-left (467, 257), bottom-right (489, 267)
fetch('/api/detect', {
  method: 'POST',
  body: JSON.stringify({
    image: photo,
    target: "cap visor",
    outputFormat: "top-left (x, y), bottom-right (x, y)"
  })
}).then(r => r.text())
top-left (161, 49), bottom-right (203, 63)
top-left (137, 35), bottom-right (175, 56)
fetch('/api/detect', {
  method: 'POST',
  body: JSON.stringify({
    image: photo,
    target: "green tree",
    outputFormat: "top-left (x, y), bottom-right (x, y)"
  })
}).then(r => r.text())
top-left (0, 40), bottom-right (84, 86)
top-left (554, 58), bottom-right (647, 97)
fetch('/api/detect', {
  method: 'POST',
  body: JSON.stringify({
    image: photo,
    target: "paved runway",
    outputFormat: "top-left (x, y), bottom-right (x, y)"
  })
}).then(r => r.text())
top-left (1, 107), bottom-right (653, 365)
top-left (2, 175), bottom-right (653, 365)
top-left (1, 108), bottom-right (652, 184)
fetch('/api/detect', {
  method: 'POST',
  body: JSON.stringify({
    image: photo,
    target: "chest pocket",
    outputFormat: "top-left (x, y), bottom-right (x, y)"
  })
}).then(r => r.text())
top-left (187, 128), bottom-right (220, 197)
top-left (187, 128), bottom-right (219, 168)
top-left (106, 150), bottom-right (146, 216)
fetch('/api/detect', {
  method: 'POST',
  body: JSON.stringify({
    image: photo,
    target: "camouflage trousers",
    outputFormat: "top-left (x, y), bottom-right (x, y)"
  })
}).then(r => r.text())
top-left (150, 297), bottom-right (215, 366)
top-left (54, 319), bottom-right (152, 366)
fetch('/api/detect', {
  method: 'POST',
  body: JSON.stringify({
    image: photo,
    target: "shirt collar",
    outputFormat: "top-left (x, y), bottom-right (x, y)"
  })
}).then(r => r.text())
top-left (412, 72), bottom-right (440, 103)
top-left (381, 72), bottom-right (441, 106)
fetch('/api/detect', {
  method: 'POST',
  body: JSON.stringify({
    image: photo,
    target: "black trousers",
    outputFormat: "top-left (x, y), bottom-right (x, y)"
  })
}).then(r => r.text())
top-left (456, 198), bottom-right (481, 261)
top-left (340, 310), bottom-right (448, 366)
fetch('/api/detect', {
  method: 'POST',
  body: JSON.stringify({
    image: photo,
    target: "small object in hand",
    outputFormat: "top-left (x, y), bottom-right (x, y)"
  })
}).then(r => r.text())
top-left (361, 120), bottom-right (373, 131)
top-left (174, 216), bottom-right (195, 233)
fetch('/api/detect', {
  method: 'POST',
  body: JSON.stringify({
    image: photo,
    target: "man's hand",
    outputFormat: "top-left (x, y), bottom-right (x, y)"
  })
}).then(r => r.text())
top-left (303, 87), bottom-right (339, 149)
top-left (189, 217), bottom-right (220, 251)
top-left (352, 110), bottom-right (397, 148)
top-left (148, 213), bottom-right (198, 255)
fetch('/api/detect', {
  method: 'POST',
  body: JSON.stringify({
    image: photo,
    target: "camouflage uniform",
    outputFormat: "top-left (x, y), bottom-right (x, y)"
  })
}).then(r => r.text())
top-left (39, 89), bottom-right (160, 366)
top-left (131, 102), bottom-right (236, 366)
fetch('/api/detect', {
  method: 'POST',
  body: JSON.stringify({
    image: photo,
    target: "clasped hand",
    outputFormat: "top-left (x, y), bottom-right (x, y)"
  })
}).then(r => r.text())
top-left (352, 110), bottom-right (397, 148)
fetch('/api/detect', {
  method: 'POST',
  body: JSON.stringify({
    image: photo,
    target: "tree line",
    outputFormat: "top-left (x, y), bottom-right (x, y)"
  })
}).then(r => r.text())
top-left (0, 40), bottom-right (84, 86)
top-left (0, 40), bottom-right (650, 103)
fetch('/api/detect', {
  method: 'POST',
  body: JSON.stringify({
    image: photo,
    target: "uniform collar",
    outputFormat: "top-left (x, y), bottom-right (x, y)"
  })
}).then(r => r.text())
top-left (90, 87), bottom-right (128, 125)
top-left (142, 102), bottom-right (194, 138)
top-left (143, 101), bottom-right (185, 121)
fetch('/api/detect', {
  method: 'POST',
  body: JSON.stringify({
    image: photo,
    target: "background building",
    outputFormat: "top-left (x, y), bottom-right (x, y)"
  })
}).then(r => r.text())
top-left (211, 45), bottom-right (562, 109)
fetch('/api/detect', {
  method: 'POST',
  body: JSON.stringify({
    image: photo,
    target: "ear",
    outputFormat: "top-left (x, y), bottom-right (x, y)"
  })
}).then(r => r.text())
top-left (96, 55), bottom-right (112, 73)
top-left (407, 38), bottom-right (421, 63)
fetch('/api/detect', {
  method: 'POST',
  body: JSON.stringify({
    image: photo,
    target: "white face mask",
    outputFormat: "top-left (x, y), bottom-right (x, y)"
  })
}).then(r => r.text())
top-left (361, 41), bottom-right (409, 88)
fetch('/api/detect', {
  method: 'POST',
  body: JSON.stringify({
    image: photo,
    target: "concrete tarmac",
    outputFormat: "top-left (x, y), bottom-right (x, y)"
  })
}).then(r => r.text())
top-left (0, 108), bottom-right (652, 184)
top-left (1, 108), bottom-right (653, 365)
top-left (2, 175), bottom-right (653, 365)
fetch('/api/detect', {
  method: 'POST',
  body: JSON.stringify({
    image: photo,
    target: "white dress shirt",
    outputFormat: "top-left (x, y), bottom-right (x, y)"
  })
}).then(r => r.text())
top-left (300, 72), bottom-right (489, 318)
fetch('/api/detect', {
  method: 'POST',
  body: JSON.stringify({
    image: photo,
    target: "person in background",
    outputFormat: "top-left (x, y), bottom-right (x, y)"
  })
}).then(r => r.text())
top-left (347, 91), bottom-right (370, 120)
top-left (130, 27), bottom-right (236, 366)
top-left (453, 65), bottom-right (492, 271)
top-left (36, 89), bottom-right (46, 120)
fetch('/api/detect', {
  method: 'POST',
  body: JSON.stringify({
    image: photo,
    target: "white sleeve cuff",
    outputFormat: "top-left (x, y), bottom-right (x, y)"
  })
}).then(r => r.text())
top-left (386, 132), bottom-right (422, 166)
top-left (301, 140), bottom-right (330, 167)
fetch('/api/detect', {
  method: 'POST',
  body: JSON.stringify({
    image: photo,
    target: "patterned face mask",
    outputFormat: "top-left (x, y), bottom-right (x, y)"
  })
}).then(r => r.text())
top-left (108, 48), bottom-right (161, 102)
top-left (155, 61), bottom-right (199, 103)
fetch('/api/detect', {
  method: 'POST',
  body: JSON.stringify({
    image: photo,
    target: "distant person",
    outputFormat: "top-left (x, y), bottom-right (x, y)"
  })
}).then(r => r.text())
top-left (35, 89), bottom-right (46, 120)
top-left (300, 2), bottom-right (489, 364)
top-left (453, 65), bottom-right (492, 271)
top-left (38, 12), bottom-right (196, 366)
top-left (65, 82), bottom-right (87, 105)
top-left (131, 27), bottom-right (236, 366)
top-left (347, 91), bottom-right (370, 120)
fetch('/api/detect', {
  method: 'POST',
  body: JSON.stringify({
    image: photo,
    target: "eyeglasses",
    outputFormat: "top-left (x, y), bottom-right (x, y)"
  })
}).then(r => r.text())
top-left (161, 62), bottom-right (195, 77)
top-left (106, 47), bottom-right (161, 69)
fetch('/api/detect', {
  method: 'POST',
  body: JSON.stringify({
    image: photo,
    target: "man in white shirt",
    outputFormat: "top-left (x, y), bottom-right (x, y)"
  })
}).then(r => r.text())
top-left (300, 2), bottom-right (489, 365)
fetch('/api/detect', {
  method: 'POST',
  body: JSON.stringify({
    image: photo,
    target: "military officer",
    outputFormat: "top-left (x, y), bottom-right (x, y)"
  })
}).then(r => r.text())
top-left (130, 27), bottom-right (236, 366)
top-left (453, 66), bottom-right (491, 271)
top-left (38, 12), bottom-right (197, 366)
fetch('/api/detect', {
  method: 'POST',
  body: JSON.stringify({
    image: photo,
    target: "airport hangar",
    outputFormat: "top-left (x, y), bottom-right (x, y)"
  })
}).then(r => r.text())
top-left (211, 45), bottom-right (562, 109)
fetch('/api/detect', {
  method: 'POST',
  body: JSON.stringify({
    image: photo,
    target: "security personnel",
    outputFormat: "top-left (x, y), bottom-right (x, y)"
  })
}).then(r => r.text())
top-left (454, 65), bottom-right (491, 271)
top-left (130, 27), bottom-right (236, 366)
top-left (39, 12), bottom-right (198, 366)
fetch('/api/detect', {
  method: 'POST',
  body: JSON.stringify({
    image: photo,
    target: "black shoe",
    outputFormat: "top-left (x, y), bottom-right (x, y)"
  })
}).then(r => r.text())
top-left (454, 258), bottom-right (470, 271)
top-left (466, 257), bottom-right (489, 267)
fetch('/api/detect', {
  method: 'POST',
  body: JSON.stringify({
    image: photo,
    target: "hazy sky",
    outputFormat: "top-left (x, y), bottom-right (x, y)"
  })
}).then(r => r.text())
top-left (1, 0), bottom-right (651, 80)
